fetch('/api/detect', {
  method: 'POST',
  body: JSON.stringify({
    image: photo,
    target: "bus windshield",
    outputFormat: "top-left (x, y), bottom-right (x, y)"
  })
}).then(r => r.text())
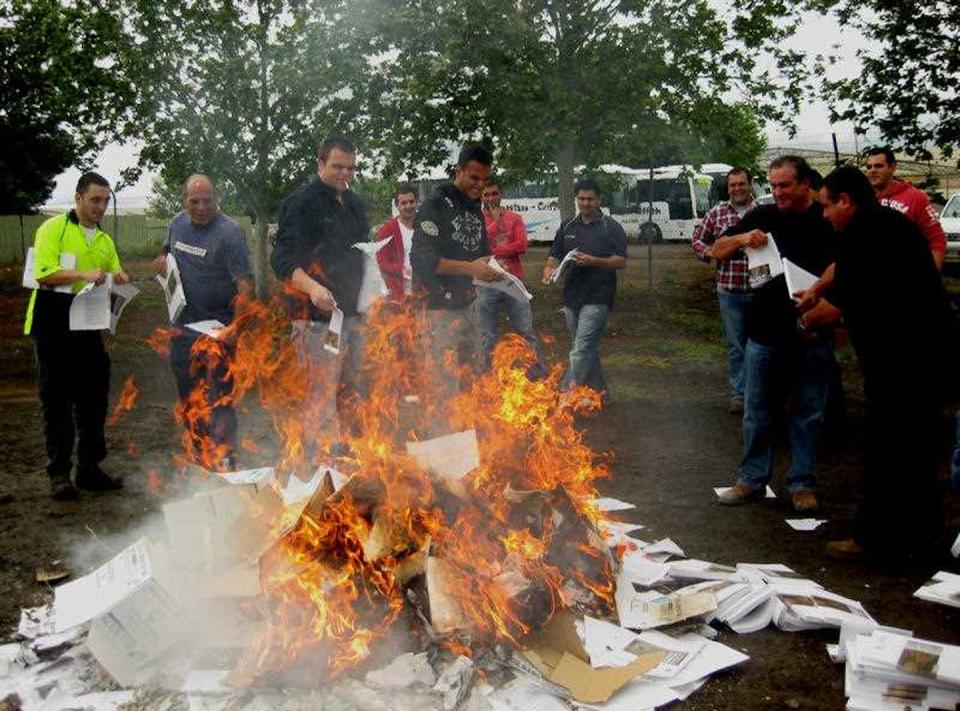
top-left (617, 178), bottom-right (695, 220)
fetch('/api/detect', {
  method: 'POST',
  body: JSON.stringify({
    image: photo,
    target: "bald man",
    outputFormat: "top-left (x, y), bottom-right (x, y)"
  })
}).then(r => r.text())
top-left (154, 175), bottom-right (254, 470)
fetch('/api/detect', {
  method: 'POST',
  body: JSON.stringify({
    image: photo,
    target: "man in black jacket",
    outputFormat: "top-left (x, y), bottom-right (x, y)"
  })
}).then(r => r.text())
top-left (410, 144), bottom-right (503, 432)
top-left (802, 166), bottom-right (955, 560)
top-left (270, 134), bottom-right (369, 460)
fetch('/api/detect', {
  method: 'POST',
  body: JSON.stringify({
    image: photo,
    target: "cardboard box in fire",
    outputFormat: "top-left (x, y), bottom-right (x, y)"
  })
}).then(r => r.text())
top-left (53, 537), bottom-right (185, 687)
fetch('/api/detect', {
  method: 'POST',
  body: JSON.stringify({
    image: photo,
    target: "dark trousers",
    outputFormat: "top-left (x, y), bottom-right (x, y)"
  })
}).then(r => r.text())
top-left (35, 332), bottom-right (110, 479)
top-left (854, 388), bottom-right (944, 556)
top-left (170, 334), bottom-right (237, 464)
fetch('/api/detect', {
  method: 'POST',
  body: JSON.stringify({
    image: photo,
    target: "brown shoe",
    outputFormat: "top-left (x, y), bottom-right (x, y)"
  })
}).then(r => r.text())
top-left (826, 539), bottom-right (868, 561)
top-left (728, 397), bottom-right (745, 415)
top-left (717, 483), bottom-right (763, 506)
top-left (791, 490), bottom-right (818, 513)
top-left (50, 474), bottom-right (78, 501)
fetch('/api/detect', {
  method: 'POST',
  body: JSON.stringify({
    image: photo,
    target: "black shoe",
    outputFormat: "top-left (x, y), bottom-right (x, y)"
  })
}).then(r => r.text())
top-left (50, 474), bottom-right (78, 501)
top-left (75, 466), bottom-right (123, 491)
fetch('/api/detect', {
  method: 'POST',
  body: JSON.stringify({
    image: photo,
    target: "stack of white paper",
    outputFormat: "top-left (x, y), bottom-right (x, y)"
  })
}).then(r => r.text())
top-left (474, 257), bottom-right (533, 302)
top-left (845, 630), bottom-right (960, 710)
top-left (744, 234), bottom-right (782, 288)
top-left (913, 571), bottom-right (960, 609)
top-left (70, 274), bottom-right (136, 333)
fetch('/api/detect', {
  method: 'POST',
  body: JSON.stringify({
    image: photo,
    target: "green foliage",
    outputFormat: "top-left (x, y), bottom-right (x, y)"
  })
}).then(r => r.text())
top-left (0, 0), bottom-right (132, 212)
top-left (814, 0), bottom-right (959, 160)
top-left (119, 0), bottom-right (376, 292)
top-left (359, 0), bottom-right (801, 216)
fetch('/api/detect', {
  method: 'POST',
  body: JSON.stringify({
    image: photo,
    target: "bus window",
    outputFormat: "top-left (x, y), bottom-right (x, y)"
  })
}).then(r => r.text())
top-left (694, 180), bottom-right (711, 218)
top-left (626, 179), bottom-right (695, 220)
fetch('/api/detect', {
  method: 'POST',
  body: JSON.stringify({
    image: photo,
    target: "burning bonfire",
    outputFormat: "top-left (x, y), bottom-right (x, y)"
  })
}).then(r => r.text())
top-left (135, 295), bottom-right (622, 692)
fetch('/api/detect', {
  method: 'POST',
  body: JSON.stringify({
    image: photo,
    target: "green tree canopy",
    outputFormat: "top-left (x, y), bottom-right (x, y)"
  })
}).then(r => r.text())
top-left (119, 0), bottom-right (372, 293)
top-left (0, 0), bottom-right (132, 213)
top-left (814, 0), bottom-right (959, 161)
top-left (360, 0), bottom-right (803, 218)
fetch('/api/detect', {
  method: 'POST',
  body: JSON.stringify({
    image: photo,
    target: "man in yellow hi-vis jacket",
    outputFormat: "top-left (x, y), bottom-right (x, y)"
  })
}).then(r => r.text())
top-left (24, 172), bottom-right (129, 500)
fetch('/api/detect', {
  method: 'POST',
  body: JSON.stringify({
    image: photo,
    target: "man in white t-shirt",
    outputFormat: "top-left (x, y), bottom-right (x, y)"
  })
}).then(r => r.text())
top-left (377, 183), bottom-right (419, 303)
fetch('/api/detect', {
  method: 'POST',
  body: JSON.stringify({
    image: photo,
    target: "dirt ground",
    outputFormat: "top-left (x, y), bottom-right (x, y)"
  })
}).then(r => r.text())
top-left (0, 244), bottom-right (958, 709)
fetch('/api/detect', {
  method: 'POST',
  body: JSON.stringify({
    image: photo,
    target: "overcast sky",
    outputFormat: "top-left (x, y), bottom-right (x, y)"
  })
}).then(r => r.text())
top-left (47, 9), bottom-right (868, 207)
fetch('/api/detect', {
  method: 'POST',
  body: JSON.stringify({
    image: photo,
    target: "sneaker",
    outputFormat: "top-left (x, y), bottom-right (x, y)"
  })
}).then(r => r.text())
top-left (825, 539), bottom-right (868, 561)
top-left (728, 397), bottom-right (745, 415)
top-left (50, 474), bottom-right (78, 501)
top-left (717, 483), bottom-right (763, 506)
top-left (791, 490), bottom-right (818, 513)
top-left (75, 466), bottom-right (123, 491)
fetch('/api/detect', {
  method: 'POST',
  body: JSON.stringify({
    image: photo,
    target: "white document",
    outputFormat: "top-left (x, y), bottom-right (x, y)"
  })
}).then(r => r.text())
top-left (108, 282), bottom-right (138, 335)
top-left (406, 429), bottom-right (479, 481)
top-left (473, 257), bottom-right (533, 302)
top-left (353, 237), bottom-right (392, 313)
top-left (280, 468), bottom-right (325, 505)
top-left (634, 630), bottom-right (706, 679)
top-left (620, 549), bottom-right (670, 587)
top-left (714, 485), bottom-right (776, 499)
top-left (597, 520), bottom-right (644, 547)
top-left (668, 559), bottom-right (745, 582)
top-left (744, 234), bottom-right (782, 288)
top-left (219, 466), bottom-right (276, 488)
top-left (156, 252), bottom-right (187, 323)
top-left (17, 605), bottom-right (56, 639)
top-left (616, 570), bottom-right (717, 630)
top-left (69, 273), bottom-right (113, 331)
top-left (664, 635), bottom-right (749, 689)
top-left (639, 538), bottom-right (685, 560)
top-left (913, 571), bottom-right (960, 610)
top-left (783, 257), bottom-right (819, 298)
top-left (22, 248), bottom-right (76, 293)
top-left (185, 319), bottom-right (226, 339)
top-left (550, 249), bottom-right (579, 283)
top-left (582, 615), bottom-right (642, 668)
top-left (54, 538), bottom-right (154, 632)
top-left (592, 497), bottom-right (636, 512)
top-left (785, 518), bottom-right (828, 531)
top-left (323, 304), bottom-right (344, 354)
top-left (859, 631), bottom-right (960, 686)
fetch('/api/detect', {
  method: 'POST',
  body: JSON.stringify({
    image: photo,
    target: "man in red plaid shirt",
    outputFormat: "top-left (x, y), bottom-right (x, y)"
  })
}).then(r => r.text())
top-left (691, 168), bottom-right (756, 413)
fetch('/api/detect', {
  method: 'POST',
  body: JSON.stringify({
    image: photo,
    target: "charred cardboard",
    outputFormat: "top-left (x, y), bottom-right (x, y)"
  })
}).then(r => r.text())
top-left (227, 481), bottom-right (313, 565)
top-left (520, 610), bottom-right (665, 704)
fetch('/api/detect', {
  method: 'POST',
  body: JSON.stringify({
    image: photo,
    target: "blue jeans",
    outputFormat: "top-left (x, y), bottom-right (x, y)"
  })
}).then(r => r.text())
top-left (476, 286), bottom-right (545, 374)
top-left (738, 337), bottom-right (833, 492)
top-left (717, 288), bottom-right (753, 400)
top-left (561, 304), bottom-right (609, 392)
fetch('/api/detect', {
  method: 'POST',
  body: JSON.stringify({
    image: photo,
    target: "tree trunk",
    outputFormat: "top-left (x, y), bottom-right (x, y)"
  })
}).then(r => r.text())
top-left (557, 142), bottom-right (576, 222)
top-left (252, 209), bottom-right (270, 301)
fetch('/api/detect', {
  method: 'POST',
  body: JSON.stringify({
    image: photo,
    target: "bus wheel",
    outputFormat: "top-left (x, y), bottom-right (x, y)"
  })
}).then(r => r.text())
top-left (639, 222), bottom-right (662, 245)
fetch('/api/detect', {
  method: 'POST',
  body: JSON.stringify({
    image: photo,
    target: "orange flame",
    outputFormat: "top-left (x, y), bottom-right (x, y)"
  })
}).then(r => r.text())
top-left (107, 376), bottom-right (139, 427)
top-left (150, 288), bottom-right (615, 682)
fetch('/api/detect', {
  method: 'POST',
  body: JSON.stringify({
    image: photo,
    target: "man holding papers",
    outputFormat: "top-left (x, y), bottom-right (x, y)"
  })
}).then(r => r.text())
top-left (271, 135), bottom-right (369, 457)
top-left (24, 172), bottom-right (130, 499)
top-left (477, 178), bottom-right (545, 377)
top-left (801, 166), bottom-right (955, 561)
top-left (153, 174), bottom-right (253, 471)
top-left (410, 143), bottom-right (503, 430)
top-left (717, 156), bottom-right (835, 513)
top-left (542, 179), bottom-right (627, 400)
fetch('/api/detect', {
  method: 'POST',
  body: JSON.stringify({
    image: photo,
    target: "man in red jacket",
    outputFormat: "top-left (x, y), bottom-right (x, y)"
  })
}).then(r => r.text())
top-left (376, 183), bottom-right (418, 303)
top-left (865, 146), bottom-right (946, 269)
top-left (478, 180), bottom-right (545, 376)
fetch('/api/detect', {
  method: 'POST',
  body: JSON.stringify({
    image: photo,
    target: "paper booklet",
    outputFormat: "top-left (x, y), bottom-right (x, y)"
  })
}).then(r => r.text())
top-left (22, 249), bottom-right (77, 294)
top-left (743, 234), bottom-right (782, 289)
top-left (353, 237), bottom-right (392, 313)
top-left (550, 249), bottom-right (580, 284)
top-left (473, 257), bottom-right (533, 302)
top-left (156, 252), bottom-right (186, 323)
top-left (782, 258), bottom-right (819, 299)
top-left (323, 304), bottom-right (344, 354)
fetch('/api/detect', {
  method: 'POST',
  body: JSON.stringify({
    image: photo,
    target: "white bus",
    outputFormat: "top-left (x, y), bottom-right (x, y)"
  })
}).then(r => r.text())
top-left (406, 163), bottom-right (723, 243)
